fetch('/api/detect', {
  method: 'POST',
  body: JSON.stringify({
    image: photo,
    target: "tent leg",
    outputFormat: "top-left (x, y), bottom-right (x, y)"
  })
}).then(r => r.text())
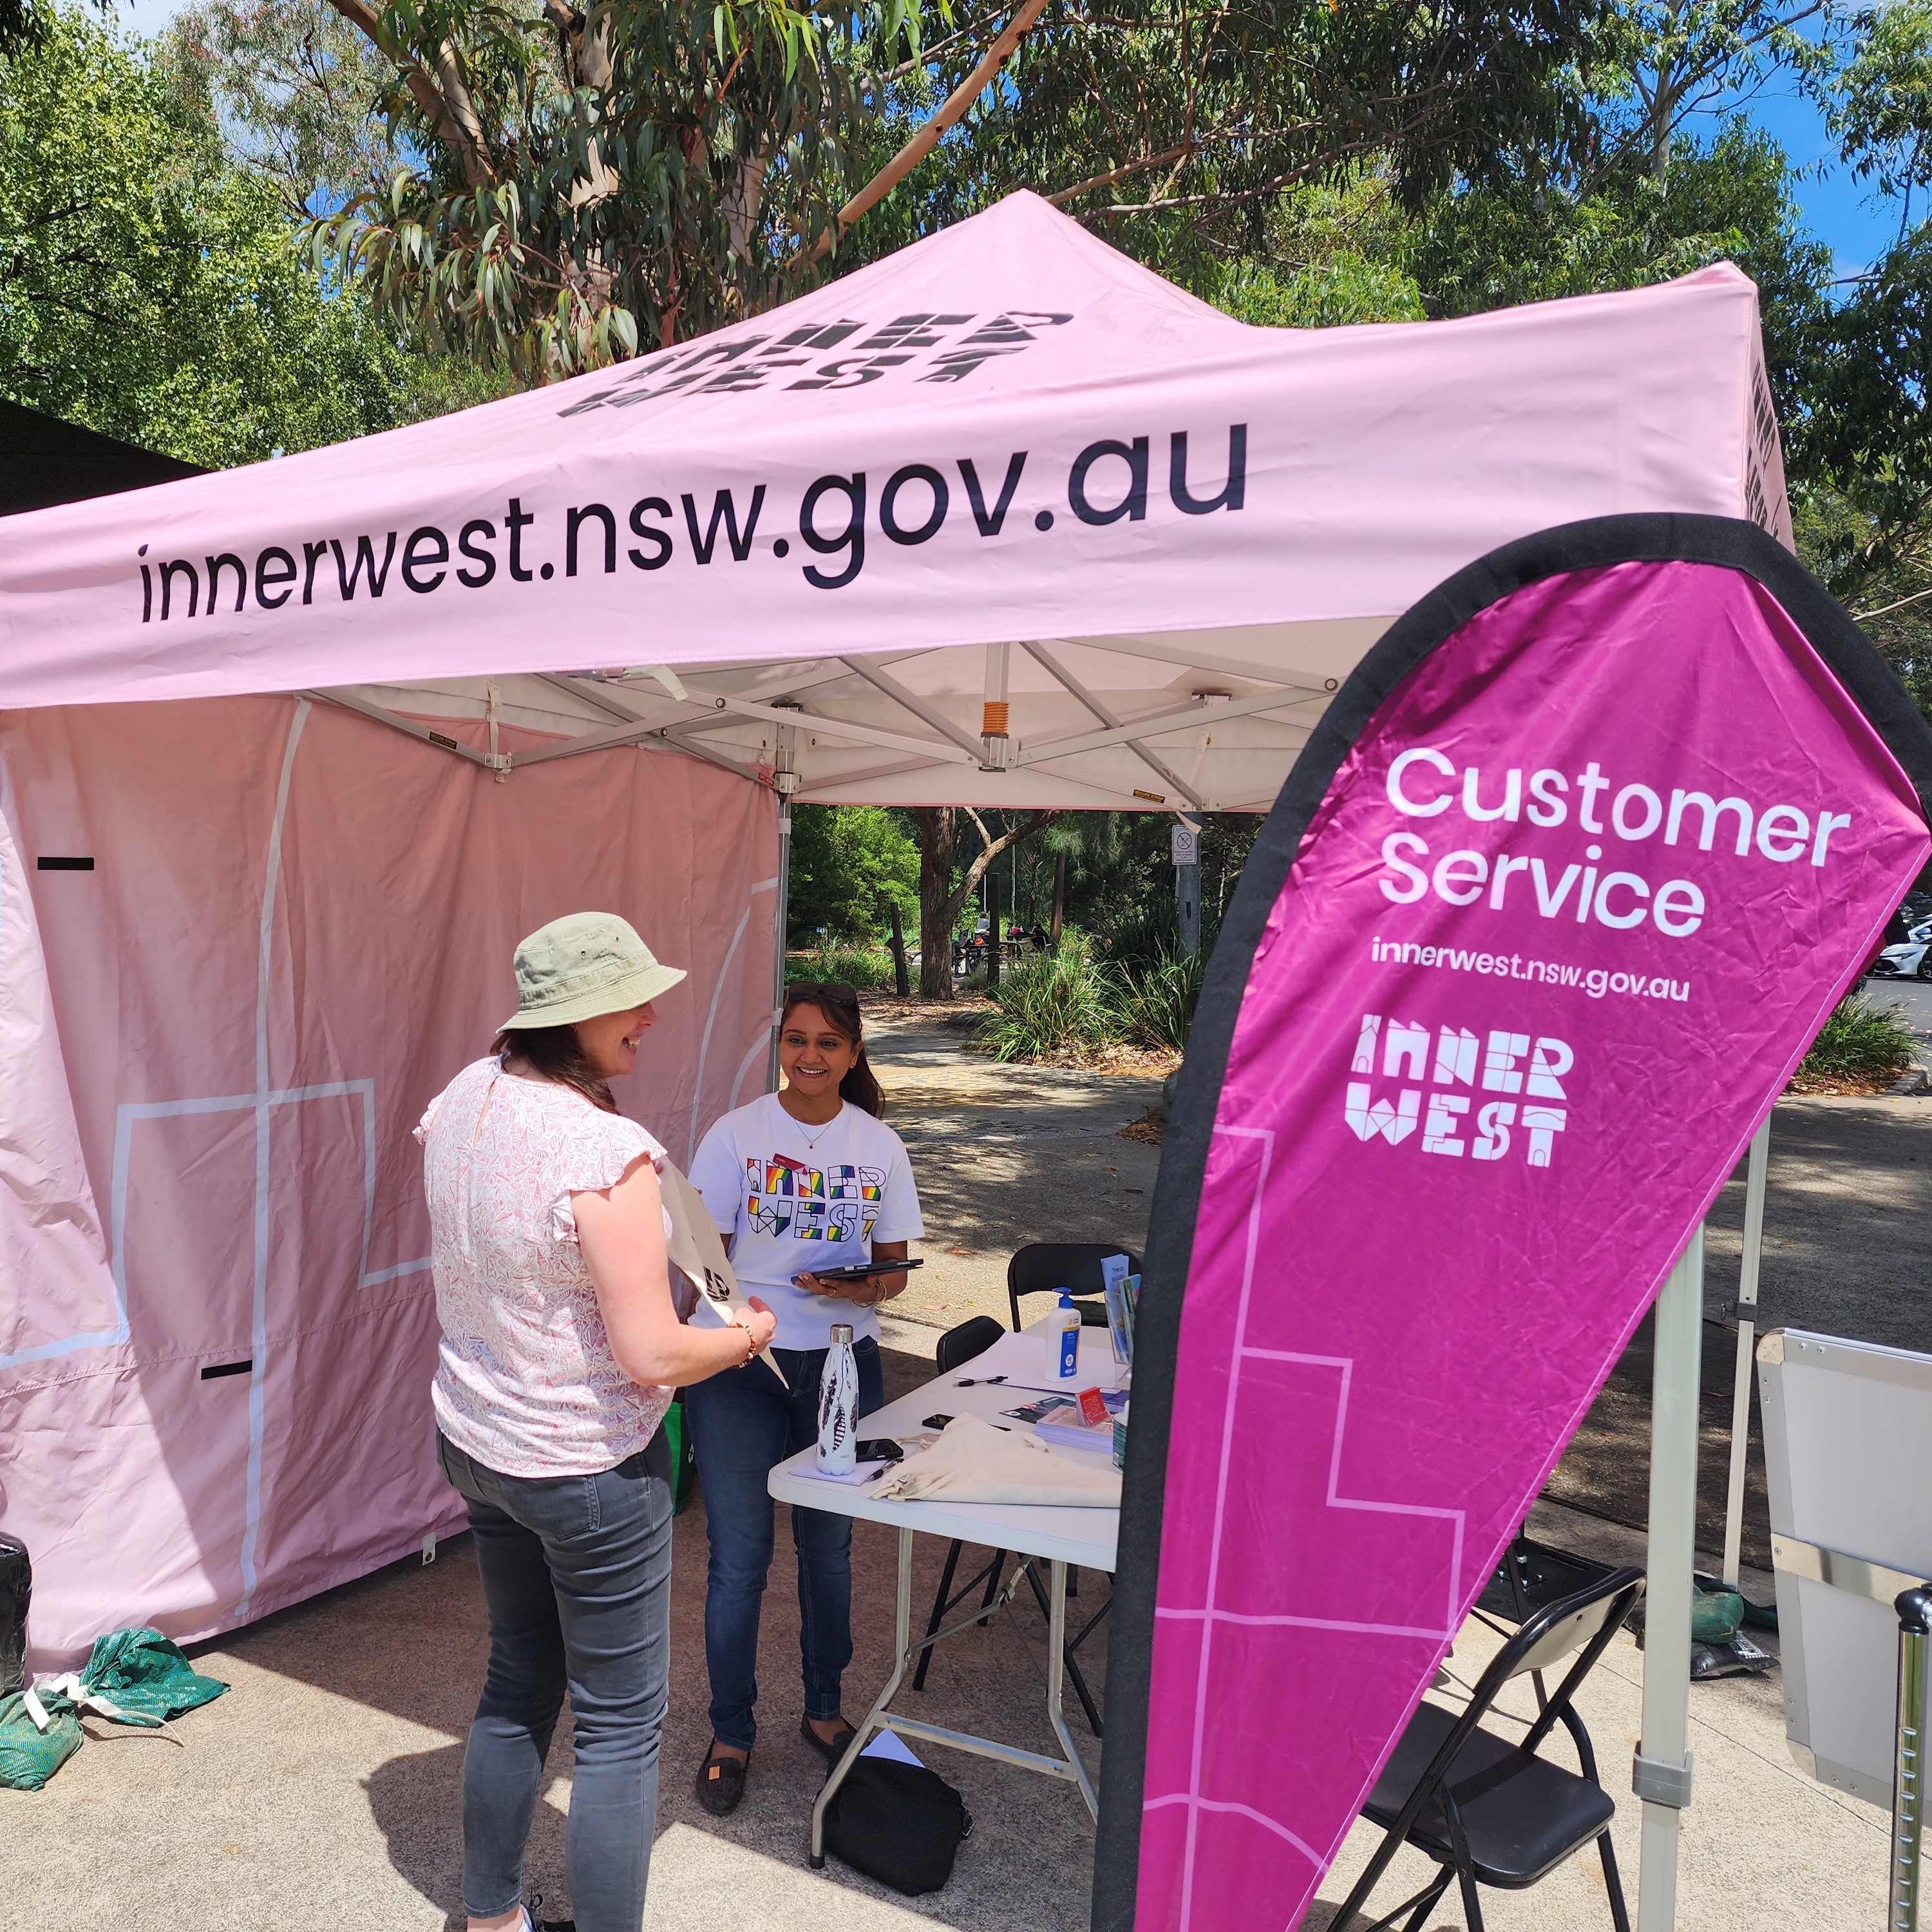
top-left (1721, 1121), bottom-right (1770, 1587)
top-left (768, 791), bottom-right (792, 1093)
top-left (1636, 1227), bottom-right (1703, 1932)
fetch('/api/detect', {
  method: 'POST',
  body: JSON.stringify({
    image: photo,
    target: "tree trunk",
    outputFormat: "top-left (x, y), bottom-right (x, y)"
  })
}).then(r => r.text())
top-left (1050, 851), bottom-right (1066, 945)
top-left (887, 898), bottom-right (910, 999)
top-left (916, 806), bottom-right (1060, 998)
top-left (914, 808), bottom-right (958, 999)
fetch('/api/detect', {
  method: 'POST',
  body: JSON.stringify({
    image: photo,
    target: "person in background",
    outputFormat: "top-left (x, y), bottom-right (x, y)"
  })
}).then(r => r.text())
top-left (682, 981), bottom-right (925, 1815)
top-left (419, 913), bottom-right (778, 1932)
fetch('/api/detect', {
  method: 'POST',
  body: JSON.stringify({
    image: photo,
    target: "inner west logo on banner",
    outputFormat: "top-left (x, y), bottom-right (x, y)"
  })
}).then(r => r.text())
top-left (1345, 1014), bottom-right (1571, 1164)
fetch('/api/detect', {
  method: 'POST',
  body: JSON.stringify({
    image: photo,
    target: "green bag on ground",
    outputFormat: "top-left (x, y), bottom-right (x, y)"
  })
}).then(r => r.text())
top-left (664, 1393), bottom-right (697, 1517)
top-left (1689, 1588), bottom-right (1746, 1646)
top-left (0, 1687), bottom-right (83, 1790)
top-left (79, 1628), bottom-right (227, 1727)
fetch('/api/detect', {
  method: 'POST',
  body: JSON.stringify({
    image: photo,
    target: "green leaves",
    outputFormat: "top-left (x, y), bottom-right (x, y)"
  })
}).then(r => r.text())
top-left (0, 6), bottom-right (506, 464)
top-left (788, 804), bottom-right (920, 943)
top-left (308, 0), bottom-right (936, 375)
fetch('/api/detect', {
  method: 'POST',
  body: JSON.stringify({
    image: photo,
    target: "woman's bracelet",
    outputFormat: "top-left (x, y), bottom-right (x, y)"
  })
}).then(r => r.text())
top-left (730, 1312), bottom-right (757, 1363)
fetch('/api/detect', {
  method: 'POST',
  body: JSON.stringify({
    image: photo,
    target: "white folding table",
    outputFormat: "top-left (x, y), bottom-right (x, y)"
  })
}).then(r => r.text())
top-left (766, 1326), bottom-right (1122, 1864)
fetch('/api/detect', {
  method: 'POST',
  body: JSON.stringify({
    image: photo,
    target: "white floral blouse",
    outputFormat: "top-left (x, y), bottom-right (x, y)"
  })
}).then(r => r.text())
top-left (417, 1057), bottom-right (673, 1477)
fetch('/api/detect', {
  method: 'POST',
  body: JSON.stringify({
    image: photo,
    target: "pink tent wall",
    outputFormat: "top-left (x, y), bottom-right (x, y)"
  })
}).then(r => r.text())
top-left (0, 696), bottom-right (776, 1667)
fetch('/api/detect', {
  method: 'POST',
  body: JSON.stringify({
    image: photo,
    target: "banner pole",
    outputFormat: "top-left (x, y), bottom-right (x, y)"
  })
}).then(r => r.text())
top-left (1635, 1227), bottom-right (1704, 1932)
top-left (1721, 1121), bottom-right (1770, 1587)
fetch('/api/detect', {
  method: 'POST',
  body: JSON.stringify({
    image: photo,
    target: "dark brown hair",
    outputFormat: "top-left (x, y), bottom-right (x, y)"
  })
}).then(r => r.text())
top-left (491, 1023), bottom-right (618, 1113)
top-left (780, 982), bottom-right (883, 1118)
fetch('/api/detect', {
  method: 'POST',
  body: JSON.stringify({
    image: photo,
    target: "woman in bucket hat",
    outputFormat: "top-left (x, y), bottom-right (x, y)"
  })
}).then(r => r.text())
top-left (417, 913), bottom-right (778, 1932)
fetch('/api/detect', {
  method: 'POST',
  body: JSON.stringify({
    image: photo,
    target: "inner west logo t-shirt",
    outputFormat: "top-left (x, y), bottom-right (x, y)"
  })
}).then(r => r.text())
top-left (688, 1091), bottom-right (925, 1350)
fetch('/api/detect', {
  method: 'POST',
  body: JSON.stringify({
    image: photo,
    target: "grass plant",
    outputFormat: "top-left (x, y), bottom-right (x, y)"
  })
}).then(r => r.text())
top-left (1117, 949), bottom-right (1205, 1052)
top-left (1792, 992), bottom-right (1918, 1089)
top-left (784, 946), bottom-right (898, 992)
top-left (971, 935), bottom-right (1120, 1062)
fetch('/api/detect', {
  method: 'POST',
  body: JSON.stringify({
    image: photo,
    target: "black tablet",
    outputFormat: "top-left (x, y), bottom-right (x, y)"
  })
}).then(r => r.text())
top-left (802, 1258), bottom-right (927, 1285)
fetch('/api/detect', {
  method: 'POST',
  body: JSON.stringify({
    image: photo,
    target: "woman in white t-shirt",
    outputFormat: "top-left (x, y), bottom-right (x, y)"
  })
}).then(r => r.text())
top-left (683, 981), bottom-right (925, 1816)
top-left (419, 913), bottom-right (777, 1932)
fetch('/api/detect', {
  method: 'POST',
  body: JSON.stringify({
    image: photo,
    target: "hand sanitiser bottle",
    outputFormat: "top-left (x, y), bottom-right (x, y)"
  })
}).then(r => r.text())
top-left (1046, 1291), bottom-right (1081, 1382)
top-left (817, 1323), bottom-right (858, 1475)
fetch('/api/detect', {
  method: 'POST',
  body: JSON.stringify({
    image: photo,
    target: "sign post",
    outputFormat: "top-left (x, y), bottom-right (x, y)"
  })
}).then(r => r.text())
top-left (1172, 821), bottom-right (1201, 958)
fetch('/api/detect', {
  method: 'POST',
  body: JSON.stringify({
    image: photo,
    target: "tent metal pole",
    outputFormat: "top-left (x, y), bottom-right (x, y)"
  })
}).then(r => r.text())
top-left (1635, 1226), bottom-right (1704, 1932)
top-left (769, 792), bottom-right (792, 1093)
top-left (769, 710), bottom-right (800, 1092)
top-left (1721, 1121), bottom-right (1772, 1588)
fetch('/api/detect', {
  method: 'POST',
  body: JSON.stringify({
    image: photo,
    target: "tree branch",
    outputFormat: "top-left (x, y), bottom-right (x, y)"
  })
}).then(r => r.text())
top-left (325, 0), bottom-right (491, 189)
top-left (806, 0), bottom-right (1052, 266)
top-left (941, 810), bottom-right (1059, 931)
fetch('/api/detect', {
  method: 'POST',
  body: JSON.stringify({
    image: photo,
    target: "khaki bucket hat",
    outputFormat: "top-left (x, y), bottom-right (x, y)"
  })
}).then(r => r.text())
top-left (501, 913), bottom-right (687, 1030)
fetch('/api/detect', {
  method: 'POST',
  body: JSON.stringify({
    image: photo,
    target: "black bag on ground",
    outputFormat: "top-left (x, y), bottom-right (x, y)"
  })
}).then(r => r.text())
top-left (821, 1756), bottom-right (972, 1895)
top-left (0, 1536), bottom-right (28, 1698)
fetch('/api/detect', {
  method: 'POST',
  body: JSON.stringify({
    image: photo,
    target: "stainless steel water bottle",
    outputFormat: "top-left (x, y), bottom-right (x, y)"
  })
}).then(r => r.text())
top-left (817, 1323), bottom-right (858, 1475)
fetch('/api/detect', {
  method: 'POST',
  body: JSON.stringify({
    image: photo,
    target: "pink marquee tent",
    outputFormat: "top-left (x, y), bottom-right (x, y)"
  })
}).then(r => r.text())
top-left (0, 190), bottom-right (1792, 1926)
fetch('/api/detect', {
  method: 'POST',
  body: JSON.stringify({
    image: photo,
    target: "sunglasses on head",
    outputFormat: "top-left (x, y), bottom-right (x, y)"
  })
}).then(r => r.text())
top-left (788, 981), bottom-right (860, 1003)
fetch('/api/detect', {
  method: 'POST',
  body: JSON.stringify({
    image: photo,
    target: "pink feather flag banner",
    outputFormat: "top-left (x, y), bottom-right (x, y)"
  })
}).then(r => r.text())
top-left (1094, 515), bottom-right (1932, 1932)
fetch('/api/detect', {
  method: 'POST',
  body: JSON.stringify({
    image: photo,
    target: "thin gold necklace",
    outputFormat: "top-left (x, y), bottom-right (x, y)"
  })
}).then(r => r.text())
top-left (784, 1097), bottom-right (842, 1150)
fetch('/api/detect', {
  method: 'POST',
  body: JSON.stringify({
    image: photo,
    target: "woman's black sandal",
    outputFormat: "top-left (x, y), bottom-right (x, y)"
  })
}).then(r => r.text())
top-left (799, 1714), bottom-right (858, 1767)
top-left (696, 1741), bottom-right (748, 1816)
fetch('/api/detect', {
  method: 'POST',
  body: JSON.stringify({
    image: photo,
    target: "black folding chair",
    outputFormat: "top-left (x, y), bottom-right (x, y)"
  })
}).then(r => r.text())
top-left (1331, 1565), bottom-right (1645, 1932)
top-left (909, 1314), bottom-right (1111, 1734)
top-left (1007, 1242), bottom-right (1144, 1334)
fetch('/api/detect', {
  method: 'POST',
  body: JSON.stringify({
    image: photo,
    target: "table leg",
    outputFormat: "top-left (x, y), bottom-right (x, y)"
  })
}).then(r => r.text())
top-left (1046, 1558), bottom-right (1099, 1820)
top-left (812, 1524), bottom-right (915, 1868)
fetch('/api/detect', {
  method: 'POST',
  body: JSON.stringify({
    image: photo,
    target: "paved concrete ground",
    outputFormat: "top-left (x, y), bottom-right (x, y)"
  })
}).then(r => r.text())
top-left (3, 1003), bottom-right (1923, 1930)
top-left (862, 1002), bottom-right (1163, 1334)
top-left (2, 1324), bottom-right (1102, 1932)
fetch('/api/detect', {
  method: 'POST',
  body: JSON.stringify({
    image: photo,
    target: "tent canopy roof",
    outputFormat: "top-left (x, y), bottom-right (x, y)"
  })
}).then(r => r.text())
top-left (0, 193), bottom-right (1786, 811)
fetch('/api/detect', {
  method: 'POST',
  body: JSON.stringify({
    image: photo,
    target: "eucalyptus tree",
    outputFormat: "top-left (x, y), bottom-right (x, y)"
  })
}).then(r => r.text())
top-left (298, 0), bottom-right (1610, 377)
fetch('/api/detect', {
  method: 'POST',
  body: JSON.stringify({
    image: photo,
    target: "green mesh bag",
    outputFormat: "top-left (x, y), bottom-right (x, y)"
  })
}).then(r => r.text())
top-left (79, 1628), bottom-right (227, 1727)
top-left (0, 1687), bottom-right (83, 1790)
top-left (1689, 1588), bottom-right (1747, 1646)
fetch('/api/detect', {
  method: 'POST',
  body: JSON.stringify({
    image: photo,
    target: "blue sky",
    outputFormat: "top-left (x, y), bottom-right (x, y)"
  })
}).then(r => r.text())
top-left (112, 0), bottom-right (1902, 281)
top-left (1699, 77), bottom-right (1902, 281)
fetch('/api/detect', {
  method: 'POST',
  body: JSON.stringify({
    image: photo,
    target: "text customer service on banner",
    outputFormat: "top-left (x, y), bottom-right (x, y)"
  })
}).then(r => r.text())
top-left (1096, 518), bottom-right (1932, 1932)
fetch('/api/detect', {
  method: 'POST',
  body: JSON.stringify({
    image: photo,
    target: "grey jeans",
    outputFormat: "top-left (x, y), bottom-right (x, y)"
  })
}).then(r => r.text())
top-left (437, 1429), bottom-right (674, 1932)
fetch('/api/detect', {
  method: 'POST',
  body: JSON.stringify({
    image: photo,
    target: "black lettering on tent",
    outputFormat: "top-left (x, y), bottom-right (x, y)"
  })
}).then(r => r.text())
top-left (567, 504), bottom-right (618, 576)
top-left (628, 499), bottom-right (674, 571)
top-left (681, 488), bottom-right (766, 564)
top-left (159, 558), bottom-right (198, 620)
top-left (332, 532), bottom-right (398, 600)
top-left (962, 311), bottom-right (1070, 345)
top-left (1170, 425), bottom-right (1247, 516)
top-left (302, 541), bottom-right (329, 605)
top-left (457, 520), bottom-right (497, 588)
top-left (1069, 437), bottom-right (1149, 526)
top-left (958, 454), bottom-right (1027, 536)
top-left (402, 527), bottom-right (449, 594)
top-left (880, 464), bottom-right (949, 545)
top-left (205, 553), bottom-right (246, 614)
top-left (255, 548), bottom-right (297, 609)
top-left (799, 473), bottom-right (866, 590)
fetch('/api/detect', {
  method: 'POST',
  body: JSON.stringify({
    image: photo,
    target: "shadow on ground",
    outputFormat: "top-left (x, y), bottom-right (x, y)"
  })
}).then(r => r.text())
top-left (176, 1338), bottom-right (1102, 1932)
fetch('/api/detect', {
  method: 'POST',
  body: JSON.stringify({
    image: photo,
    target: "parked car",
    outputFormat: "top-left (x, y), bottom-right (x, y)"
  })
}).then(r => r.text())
top-left (1870, 920), bottom-right (1932, 981)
